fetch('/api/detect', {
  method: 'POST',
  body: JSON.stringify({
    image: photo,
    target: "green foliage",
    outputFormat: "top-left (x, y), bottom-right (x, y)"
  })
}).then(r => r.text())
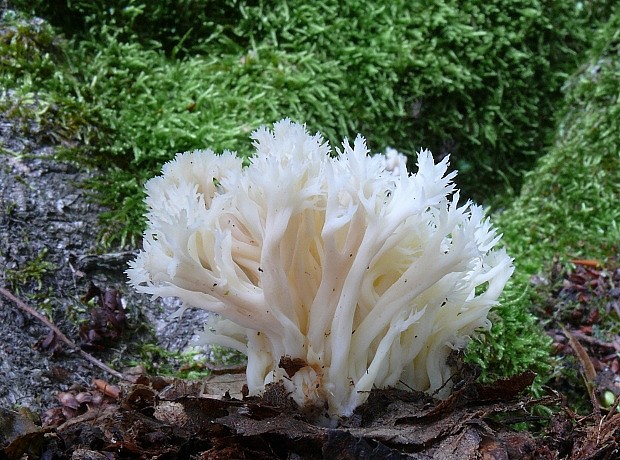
top-left (470, 6), bottom-right (620, 387)
top-left (70, 32), bottom-right (350, 168)
top-left (0, 9), bottom-right (62, 81)
top-left (208, 344), bottom-right (246, 367)
top-left (9, 0), bottom-right (245, 54)
top-left (466, 286), bottom-right (552, 392)
top-left (124, 342), bottom-right (203, 377)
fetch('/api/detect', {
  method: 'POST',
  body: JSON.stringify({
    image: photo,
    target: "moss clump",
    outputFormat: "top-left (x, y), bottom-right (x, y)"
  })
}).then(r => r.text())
top-left (498, 7), bottom-right (620, 272)
top-left (6, 1), bottom-right (605, 244)
top-left (4, 248), bottom-right (57, 295)
top-left (469, 6), bottom-right (620, 387)
top-left (8, 0), bottom-right (245, 54)
top-left (0, 10), bottom-right (63, 80)
top-left (0, 10), bottom-right (104, 151)
top-left (232, 0), bottom-right (599, 201)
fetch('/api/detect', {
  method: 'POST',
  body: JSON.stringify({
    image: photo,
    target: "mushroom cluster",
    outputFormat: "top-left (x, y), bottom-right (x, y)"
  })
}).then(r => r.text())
top-left (127, 119), bottom-right (513, 421)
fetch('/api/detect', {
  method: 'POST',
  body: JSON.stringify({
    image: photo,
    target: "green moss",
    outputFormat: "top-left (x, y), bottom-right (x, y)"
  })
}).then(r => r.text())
top-left (498, 7), bottom-right (620, 272)
top-left (233, 0), bottom-right (599, 202)
top-left (469, 6), bottom-right (620, 387)
top-left (208, 344), bottom-right (246, 367)
top-left (5, 248), bottom-right (57, 296)
top-left (0, 10), bottom-right (105, 151)
top-left (121, 342), bottom-right (241, 379)
top-left (466, 286), bottom-right (553, 392)
top-left (5, 1), bottom-right (607, 245)
top-left (9, 0), bottom-right (245, 54)
top-left (0, 9), bottom-right (63, 81)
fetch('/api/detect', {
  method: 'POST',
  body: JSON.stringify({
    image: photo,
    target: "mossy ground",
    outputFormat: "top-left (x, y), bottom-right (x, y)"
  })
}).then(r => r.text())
top-left (468, 5), bottom-right (620, 392)
top-left (1, 1), bottom-right (618, 389)
top-left (3, 1), bottom-right (603, 241)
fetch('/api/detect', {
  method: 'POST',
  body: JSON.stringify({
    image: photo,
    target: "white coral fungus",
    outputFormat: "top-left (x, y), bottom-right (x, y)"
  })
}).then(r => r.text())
top-left (127, 119), bottom-right (513, 420)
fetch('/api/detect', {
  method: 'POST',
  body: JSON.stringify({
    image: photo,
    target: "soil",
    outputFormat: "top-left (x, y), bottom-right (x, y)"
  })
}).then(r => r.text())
top-left (0, 104), bottom-right (209, 415)
top-left (1, 104), bottom-right (619, 458)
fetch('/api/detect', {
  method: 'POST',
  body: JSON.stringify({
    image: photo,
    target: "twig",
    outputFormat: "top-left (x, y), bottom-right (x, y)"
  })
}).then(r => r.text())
top-left (570, 330), bottom-right (616, 350)
top-left (570, 259), bottom-right (601, 268)
top-left (0, 286), bottom-right (137, 383)
top-left (562, 326), bottom-right (601, 422)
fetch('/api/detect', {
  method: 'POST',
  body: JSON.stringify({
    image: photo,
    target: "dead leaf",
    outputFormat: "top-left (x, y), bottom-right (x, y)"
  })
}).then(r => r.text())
top-left (278, 355), bottom-right (308, 378)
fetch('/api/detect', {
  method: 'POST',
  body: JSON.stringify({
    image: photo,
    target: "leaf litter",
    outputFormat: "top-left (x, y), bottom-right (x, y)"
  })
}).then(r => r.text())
top-left (3, 257), bottom-right (620, 458)
top-left (0, 360), bottom-right (616, 459)
top-left (0, 368), bottom-right (544, 459)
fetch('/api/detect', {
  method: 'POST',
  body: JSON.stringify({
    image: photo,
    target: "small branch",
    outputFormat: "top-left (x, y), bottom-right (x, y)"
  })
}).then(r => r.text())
top-left (563, 326), bottom-right (601, 422)
top-left (0, 286), bottom-right (136, 383)
top-left (570, 330), bottom-right (616, 350)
